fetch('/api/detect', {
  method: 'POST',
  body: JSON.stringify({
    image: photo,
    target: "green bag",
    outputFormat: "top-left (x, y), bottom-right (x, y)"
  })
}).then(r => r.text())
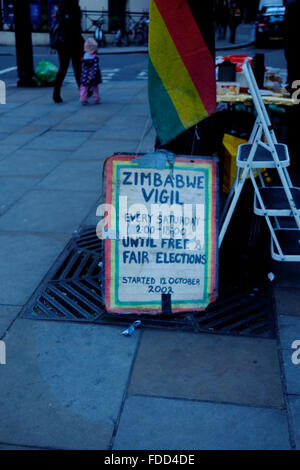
top-left (34, 61), bottom-right (58, 87)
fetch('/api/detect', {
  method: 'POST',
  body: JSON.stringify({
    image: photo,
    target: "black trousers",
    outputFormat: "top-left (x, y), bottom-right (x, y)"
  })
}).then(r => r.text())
top-left (54, 48), bottom-right (82, 96)
top-left (230, 25), bottom-right (237, 43)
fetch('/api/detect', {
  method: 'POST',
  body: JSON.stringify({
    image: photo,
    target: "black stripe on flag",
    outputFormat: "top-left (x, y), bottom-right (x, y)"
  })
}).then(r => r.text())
top-left (187, 0), bottom-right (215, 60)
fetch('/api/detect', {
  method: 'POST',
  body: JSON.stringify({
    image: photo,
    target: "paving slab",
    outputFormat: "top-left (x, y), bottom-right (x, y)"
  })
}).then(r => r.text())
top-left (6, 91), bottom-right (50, 105)
top-left (91, 125), bottom-right (147, 142)
top-left (0, 149), bottom-right (69, 177)
top-left (28, 93), bottom-right (63, 106)
top-left (113, 396), bottom-right (291, 450)
top-left (1, 107), bottom-right (40, 119)
top-left (272, 262), bottom-right (300, 289)
top-left (24, 130), bottom-right (92, 151)
top-left (0, 319), bottom-right (139, 449)
top-left (36, 110), bottom-right (83, 127)
top-left (70, 139), bottom-right (140, 160)
top-left (0, 145), bottom-right (20, 161)
top-left (53, 103), bottom-right (125, 131)
top-left (0, 443), bottom-right (42, 450)
top-left (0, 176), bottom-right (41, 215)
top-left (102, 87), bottom-right (145, 105)
top-left (273, 287), bottom-right (300, 317)
top-left (0, 102), bottom-right (23, 113)
top-left (14, 124), bottom-right (52, 136)
top-left (103, 118), bottom-right (153, 147)
top-left (81, 201), bottom-right (102, 227)
top-left (137, 132), bottom-right (156, 154)
top-left (101, 114), bottom-right (151, 132)
top-left (131, 91), bottom-right (150, 104)
top-left (0, 233), bottom-right (68, 305)
top-left (37, 160), bottom-right (103, 192)
top-left (9, 104), bottom-right (58, 118)
top-left (0, 189), bottom-right (98, 234)
top-left (281, 349), bottom-right (300, 395)
top-left (0, 306), bottom-right (21, 338)
top-left (53, 118), bottom-right (105, 132)
top-left (288, 396), bottom-right (300, 449)
top-left (121, 103), bottom-right (150, 117)
top-left (41, 93), bottom-right (87, 109)
top-left (277, 315), bottom-right (300, 350)
top-left (129, 330), bottom-right (284, 408)
top-left (0, 116), bottom-right (35, 133)
top-left (0, 133), bottom-right (41, 148)
top-left (0, 133), bottom-right (10, 141)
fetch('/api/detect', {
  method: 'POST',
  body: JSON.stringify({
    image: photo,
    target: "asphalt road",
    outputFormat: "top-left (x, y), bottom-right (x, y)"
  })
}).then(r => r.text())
top-left (0, 50), bottom-right (149, 85)
top-left (0, 44), bottom-right (287, 86)
top-left (217, 44), bottom-right (286, 69)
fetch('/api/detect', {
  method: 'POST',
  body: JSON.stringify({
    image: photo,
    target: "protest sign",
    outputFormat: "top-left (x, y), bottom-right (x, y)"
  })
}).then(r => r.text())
top-left (101, 154), bottom-right (218, 314)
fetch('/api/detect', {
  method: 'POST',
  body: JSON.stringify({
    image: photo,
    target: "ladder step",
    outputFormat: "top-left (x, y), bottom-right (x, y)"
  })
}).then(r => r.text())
top-left (271, 228), bottom-right (300, 262)
top-left (237, 143), bottom-right (290, 168)
top-left (254, 187), bottom-right (300, 216)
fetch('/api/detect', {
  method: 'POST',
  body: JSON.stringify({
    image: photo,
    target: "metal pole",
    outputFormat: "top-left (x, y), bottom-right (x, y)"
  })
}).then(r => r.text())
top-left (0, 0), bottom-right (3, 31)
top-left (13, 0), bottom-right (36, 87)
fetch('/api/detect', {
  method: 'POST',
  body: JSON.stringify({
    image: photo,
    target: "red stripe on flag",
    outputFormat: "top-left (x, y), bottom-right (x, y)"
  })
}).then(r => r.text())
top-left (154, 0), bottom-right (216, 115)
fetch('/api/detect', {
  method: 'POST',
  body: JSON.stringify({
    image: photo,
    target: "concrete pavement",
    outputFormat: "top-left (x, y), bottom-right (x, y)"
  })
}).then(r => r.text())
top-left (0, 24), bottom-right (299, 451)
top-left (215, 21), bottom-right (255, 50)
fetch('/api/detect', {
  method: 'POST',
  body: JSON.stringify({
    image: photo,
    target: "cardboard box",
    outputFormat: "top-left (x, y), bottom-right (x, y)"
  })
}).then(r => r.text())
top-left (217, 81), bottom-right (240, 96)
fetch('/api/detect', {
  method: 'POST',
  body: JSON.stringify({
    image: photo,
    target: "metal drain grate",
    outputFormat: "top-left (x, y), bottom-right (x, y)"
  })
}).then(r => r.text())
top-left (73, 227), bottom-right (103, 254)
top-left (196, 289), bottom-right (273, 337)
top-left (22, 226), bottom-right (275, 338)
top-left (24, 227), bottom-right (105, 323)
top-left (31, 279), bottom-right (104, 321)
top-left (97, 287), bottom-right (274, 338)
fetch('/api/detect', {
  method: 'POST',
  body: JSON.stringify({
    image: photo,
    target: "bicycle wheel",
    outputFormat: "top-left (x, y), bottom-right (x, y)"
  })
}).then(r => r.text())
top-left (135, 32), bottom-right (144, 46)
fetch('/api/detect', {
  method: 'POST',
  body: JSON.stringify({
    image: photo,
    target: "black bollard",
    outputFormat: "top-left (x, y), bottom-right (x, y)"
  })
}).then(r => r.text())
top-left (13, 0), bottom-right (36, 87)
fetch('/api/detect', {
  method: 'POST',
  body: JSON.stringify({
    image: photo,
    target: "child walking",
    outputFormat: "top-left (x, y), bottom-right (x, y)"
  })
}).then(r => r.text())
top-left (80, 38), bottom-right (102, 105)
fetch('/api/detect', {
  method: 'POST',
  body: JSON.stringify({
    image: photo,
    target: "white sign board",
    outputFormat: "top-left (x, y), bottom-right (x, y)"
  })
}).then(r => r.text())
top-left (102, 154), bottom-right (218, 314)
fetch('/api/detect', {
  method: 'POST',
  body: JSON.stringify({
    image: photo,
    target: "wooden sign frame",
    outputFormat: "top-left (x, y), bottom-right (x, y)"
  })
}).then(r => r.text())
top-left (102, 154), bottom-right (218, 315)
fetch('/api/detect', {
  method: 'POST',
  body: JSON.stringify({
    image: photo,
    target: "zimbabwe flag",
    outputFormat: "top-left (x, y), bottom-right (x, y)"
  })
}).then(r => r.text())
top-left (148, 0), bottom-right (216, 146)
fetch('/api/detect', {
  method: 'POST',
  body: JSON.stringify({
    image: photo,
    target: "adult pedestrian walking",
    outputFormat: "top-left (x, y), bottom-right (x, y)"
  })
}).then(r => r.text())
top-left (229, 1), bottom-right (242, 43)
top-left (52, 0), bottom-right (84, 103)
top-left (215, 0), bottom-right (230, 40)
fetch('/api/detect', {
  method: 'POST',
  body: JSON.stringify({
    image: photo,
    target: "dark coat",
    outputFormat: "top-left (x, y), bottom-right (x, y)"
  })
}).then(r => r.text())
top-left (284, 0), bottom-right (300, 86)
top-left (80, 56), bottom-right (102, 87)
top-left (57, 1), bottom-right (83, 52)
top-left (215, 2), bottom-right (230, 26)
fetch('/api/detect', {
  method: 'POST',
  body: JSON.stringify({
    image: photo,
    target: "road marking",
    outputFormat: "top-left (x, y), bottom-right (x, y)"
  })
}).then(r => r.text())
top-left (0, 66), bottom-right (17, 75)
top-left (136, 70), bottom-right (148, 80)
top-left (100, 68), bottom-right (120, 72)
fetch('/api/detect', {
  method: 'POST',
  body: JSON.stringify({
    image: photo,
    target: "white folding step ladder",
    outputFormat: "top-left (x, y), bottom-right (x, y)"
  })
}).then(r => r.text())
top-left (219, 59), bottom-right (300, 262)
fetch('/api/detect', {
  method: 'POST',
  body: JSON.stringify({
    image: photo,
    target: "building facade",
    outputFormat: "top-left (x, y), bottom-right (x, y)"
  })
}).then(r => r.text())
top-left (0, 0), bottom-right (149, 32)
top-left (79, 0), bottom-right (149, 33)
top-left (80, 0), bottom-right (149, 13)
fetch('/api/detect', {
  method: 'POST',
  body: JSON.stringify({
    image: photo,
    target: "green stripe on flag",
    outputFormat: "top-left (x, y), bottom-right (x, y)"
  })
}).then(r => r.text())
top-left (148, 58), bottom-right (185, 145)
